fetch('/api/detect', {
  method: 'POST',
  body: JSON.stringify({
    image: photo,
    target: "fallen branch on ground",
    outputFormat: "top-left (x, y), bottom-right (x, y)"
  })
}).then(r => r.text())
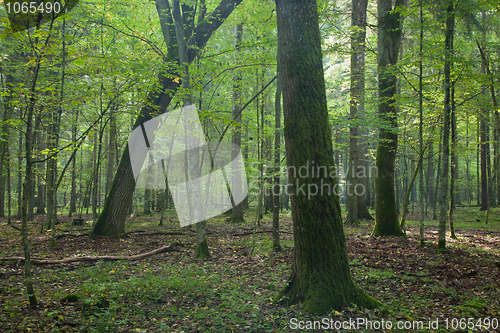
top-left (9, 224), bottom-right (21, 231)
top-left (231, 230), bottom-right (293, 236)
top-left (0, 243), bottom-right (183, 265)
top-left (112, 230), bottom-right (188, 238)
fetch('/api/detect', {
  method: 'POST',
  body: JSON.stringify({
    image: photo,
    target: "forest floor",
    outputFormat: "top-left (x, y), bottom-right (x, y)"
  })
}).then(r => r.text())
top-left (0, 206), bottom-right (499, 332)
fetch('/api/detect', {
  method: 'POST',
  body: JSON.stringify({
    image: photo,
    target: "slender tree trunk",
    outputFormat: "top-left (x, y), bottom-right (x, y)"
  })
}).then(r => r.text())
top-left (419, 0), bottom-right (425, 245)
top-left (272, 75), bottom-right (281, 252)
top-left (449, 77), bottom-right (457, 239)
top-left (0, 84), bottom-right (13, 217)
top-left (400, 152), bottom-right (424, 230)
top-left (69, 109), bottom-right (78, 217)
top-left (372, 0), bottom-right (406, 236)
top-left (36, 129), bottom-right (46, 215)
top-left (437, 2), bottom-right (454, 249)
top-left (20, 22), bottom-right (53, 306)
top-left (274, 0), bottom-right (378, 314)
top-left (144, 188), bottom-right (151, 214)
top-left (480, 76), bottom-right (489, 211)
top-left (433, 129), bottom-right (442, 220)
top-left (22, 97), bottom-right (37, 307)
top-left (17, 126), bottom-right (23, 218)
top-left (106, 113), bottom-right (116, 196)
top-left (7, 152), bottom-right (12, 225)
top-left (231, 24), bottom-right (244, 223)
top-left (349, 0), bottom-right (372, 221)
top-left (172, 0), bottom-right (210, 258)
top-left (477, 119), bottom-right (481, 206)
top-left (1, 71), bottom-right (14, 224)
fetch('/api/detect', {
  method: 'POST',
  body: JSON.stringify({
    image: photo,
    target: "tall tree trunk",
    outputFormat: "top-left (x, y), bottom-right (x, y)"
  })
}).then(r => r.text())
top-left (17, 126), bottom-right (23, 218)
top-left (433, 131), bottom-right (442, 220)
top-left (427, 141), bottom-right (434, 207)
top-left (465, 108), bottom-right (471, 204)
top-left (7, 152), bottom-right (12, 225)
top-left (350, 0), bottom-right (372, 221)
top-left (372, 0), bottom-right (406, 236)
top-left (172, 0), bottom-right (210, 259)
top-left (477, 118), bottom-right (481, 206)
top-left (92, 0), bottom-right (243, 237)
top-left (20, 20), bottom-right (54, 306)
top-left (480, 69), bottom-right (489, 211)
top-left (272, 75), bottom-right (281, 252)
top-left (418, 0), bottom-right (425, 245)
top-left (69, 109), bottom-right (79, 217)
top-left (22, 90), bottom-right (37, 308)
top-left (143, 188), bottom-right (151, 214)
top-left (231, 24), bottom-right (244, 223)
top-left (36, 129), bottom-right (46, 215)
top-left (1, 70), bottom-right (14, 224)
top-left (105, 113), bottom-right (117, 196)
top-left (437, 2), bottom-right (454, 249)
top-left (0, 79), bottom-right (13, 217)
top-left (400, 152), bottom-right (424, 230)
top-left (274, 0), bottom-right (378, 314)
top-left (449, 76), bottom-right (457, 239)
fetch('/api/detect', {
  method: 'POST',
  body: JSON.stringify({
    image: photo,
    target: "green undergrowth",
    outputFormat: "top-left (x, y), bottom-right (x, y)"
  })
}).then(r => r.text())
top-left (1, 206), bottom-right (499, 332)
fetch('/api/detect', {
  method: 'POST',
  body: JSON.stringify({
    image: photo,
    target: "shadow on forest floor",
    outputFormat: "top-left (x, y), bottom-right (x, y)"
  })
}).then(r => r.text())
top-left (0, 207), bottom-right (499, 332)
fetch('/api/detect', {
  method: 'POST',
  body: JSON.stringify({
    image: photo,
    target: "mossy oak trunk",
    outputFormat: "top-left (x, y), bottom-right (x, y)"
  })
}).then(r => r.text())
top-left (275, 0), bottom-right (378, 314)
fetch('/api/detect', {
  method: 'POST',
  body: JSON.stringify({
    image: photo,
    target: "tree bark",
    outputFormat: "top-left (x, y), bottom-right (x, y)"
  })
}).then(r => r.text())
top-left (372, 0), bottom-right (406, 236)
top-left (274, 0), bottom-right (378, 314)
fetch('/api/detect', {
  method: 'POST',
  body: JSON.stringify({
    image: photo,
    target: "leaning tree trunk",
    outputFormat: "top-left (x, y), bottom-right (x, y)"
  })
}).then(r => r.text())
top-left (372, 0), bottom-right (406, 236)
top-left (274, 0), bottom-right (378, 314)
top-left (92, 0), bottom-right (243, 237)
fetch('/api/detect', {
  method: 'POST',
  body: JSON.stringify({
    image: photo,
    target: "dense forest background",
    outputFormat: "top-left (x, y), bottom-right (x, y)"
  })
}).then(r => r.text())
top-left (0, 0), bottom-right (500, 331)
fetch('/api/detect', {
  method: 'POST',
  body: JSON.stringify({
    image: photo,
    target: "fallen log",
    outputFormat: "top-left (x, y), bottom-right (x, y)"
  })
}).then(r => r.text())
top-left (0, 243), bottom-right (183, 265)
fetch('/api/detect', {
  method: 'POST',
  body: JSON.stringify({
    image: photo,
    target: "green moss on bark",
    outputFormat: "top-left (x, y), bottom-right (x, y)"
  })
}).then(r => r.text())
top-left (275, 0), bottom-right (379, 315)
top-left (231, 215), bottom-right (245, 223)
top-left (195, 239), bottom-right (210, 259)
